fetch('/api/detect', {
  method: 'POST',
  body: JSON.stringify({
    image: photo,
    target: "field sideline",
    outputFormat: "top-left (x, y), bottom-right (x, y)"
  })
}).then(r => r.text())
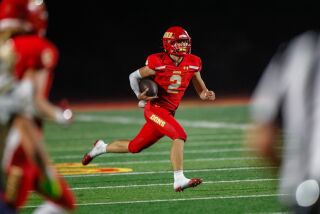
top-left (20, 98), bottom-right (289, 214)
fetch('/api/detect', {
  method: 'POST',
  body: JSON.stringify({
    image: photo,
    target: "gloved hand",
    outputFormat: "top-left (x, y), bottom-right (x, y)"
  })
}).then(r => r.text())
top-left (138, 100), bottom-right (147, 108)
top-left (55, 99), bottom-right (74, 125)
top-left (55, 108), bottom-right (73, 125)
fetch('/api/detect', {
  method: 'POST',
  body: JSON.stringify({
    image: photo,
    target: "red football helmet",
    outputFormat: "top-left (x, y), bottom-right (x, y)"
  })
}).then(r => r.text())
top-left (0, 0), bottom-right (30, 32)
top-left (0, 0), bottom-right (47, 36)
top-left (162, 26), bottom-right (192, 56)
top-left (27, 0), bottom-right (48, 36)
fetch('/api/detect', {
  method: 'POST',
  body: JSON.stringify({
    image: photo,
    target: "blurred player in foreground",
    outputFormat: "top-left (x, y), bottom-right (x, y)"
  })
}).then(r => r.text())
top-left (248, 31), bottom-right (320, 213)
top-left (0, 0), bottom-right (75, 213)
top-left (82, 26), bottom-right (215, 192)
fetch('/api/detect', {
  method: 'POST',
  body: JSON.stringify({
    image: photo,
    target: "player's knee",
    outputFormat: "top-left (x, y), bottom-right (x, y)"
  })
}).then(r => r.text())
top-left (128, 141), bottom-right (143, 153)
top-left (182, 131), bottom-right (187, 141)
top-left (175, 130), bottom-right (187, 142)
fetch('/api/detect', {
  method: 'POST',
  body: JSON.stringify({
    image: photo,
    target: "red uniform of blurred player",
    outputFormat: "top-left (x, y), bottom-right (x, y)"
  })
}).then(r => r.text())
top-left (82, 26), bottom-right (215, 192)
top-left (0, 0), bottom-right (75, 213)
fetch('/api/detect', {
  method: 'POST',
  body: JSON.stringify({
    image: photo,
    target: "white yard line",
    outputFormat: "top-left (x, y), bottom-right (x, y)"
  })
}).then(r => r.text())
top-left (53, 147), bottom-right (257, 160)
top-left (48, 140), bottom-right (245, 152)
top-left (65, 166), bottom-right (277, 178)
top-left (76, 115), bottom-right (250, 130)
top-left (72, 178), bottom-right (279, 190)
top-left (65, 156), bottom-right (262, 166)
top-left (24, 193), bottom-right (286, 208)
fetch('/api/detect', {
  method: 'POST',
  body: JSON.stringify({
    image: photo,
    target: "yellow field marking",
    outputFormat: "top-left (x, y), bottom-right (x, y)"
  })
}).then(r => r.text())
top-left (54, 163), bottom-right (132, 175)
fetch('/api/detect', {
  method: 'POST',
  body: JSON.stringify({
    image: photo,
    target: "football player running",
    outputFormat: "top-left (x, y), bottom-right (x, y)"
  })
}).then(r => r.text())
top-left (82, 26), bottom-right (215, 192)
top-left (0, 0), bottom-right (76, 213)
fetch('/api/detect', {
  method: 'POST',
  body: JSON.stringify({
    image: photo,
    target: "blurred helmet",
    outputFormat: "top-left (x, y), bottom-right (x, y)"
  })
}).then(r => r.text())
top-left (27, 0), bottom-right (48, 36)
top-left (162, 26), bottom-right (191, 56)
top-left (0, 0), bottom-right (31, 32)
top-left (0, 0), bottom-right (47, 36)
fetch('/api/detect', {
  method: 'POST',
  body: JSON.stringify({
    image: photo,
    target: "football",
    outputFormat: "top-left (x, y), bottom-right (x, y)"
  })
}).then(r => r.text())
top-left (139, 78), bottom-right (158, 97)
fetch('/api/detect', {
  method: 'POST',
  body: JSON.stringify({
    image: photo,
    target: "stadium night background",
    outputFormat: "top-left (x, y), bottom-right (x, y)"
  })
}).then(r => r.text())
top-left (18, 1), bottom-right (320, 213)
top-left (45, 0), bottom-right (320, 103)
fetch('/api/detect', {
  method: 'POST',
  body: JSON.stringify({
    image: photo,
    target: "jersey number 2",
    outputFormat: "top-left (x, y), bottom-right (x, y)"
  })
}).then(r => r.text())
top-left (167, 74), bottom-right (182, 93)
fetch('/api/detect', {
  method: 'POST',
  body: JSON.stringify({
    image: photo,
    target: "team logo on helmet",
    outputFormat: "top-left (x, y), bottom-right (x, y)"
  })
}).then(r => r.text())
top-left (162, 26), bottom-right (191, 56)
top-left (163, 32), bottom-right (173, 39)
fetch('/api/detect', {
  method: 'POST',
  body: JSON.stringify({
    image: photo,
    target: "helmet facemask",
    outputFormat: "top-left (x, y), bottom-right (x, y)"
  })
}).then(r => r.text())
top-left (163, 26), bottom-right (192, 56)
top-left (172, 38), bottom-right (191, 56)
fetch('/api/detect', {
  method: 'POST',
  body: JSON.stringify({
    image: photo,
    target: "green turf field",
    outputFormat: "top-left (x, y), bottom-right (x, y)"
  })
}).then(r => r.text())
top-left (20, 104), bottom-right (289, 213)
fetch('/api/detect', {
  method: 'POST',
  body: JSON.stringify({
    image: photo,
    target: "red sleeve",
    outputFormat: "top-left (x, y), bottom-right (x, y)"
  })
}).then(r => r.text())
top-left (43, 69), bottom-right (54, 97)
top-left (0, 0), bottom-right (29, 19)
top-left (198, 57), bottom-right (202, 72)
top-left (145, 54), bottom-right (161, 70)
top-left (189, 54), bottom-right (202, 72)
top-left (41, 44), bottom-right (59, 70)
top-left (41, 44), bottom-right (58, 97)
top-left (24, 47), bottom-right (58, 71)
top-left (25, 57), bottom-right (36, 69)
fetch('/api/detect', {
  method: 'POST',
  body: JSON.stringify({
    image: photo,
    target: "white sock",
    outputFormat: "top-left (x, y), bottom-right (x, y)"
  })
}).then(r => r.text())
top-left (89, 140), bottom-right (107, 157)
top-left (174, 170), bottom-right (188, 182)
top-left (32, 201), bottom-right (66, 214)
top-left (173, 170), bottom-right (190, 189)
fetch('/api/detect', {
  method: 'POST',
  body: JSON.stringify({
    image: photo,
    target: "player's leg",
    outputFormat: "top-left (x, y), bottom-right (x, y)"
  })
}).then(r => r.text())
top-left (170, 138), bottom-right (202, 192)
top-left (8, 131), bottom-right (76, 213)
top-left (1, 117), bottom-right (34, 211)
top-left (2, 116), bottom-right (53, 184)
top-left (3, 128), bottom-right (55, 210)
top-left (0, 122), bottom-right (10, 190)
top-left (127, 122), bottom-right (164, 153)
top-left (144, 106), bottom-right (202, 191)
top-left (6, 143), bottom-right (76, 212)
top-left (3, 144), bottom-right (38, 210)
top-left (170, 138), bottom-right (185, 171)
top-left (6, 159), bottom-right (76, 213)
top-left (108, 122), bottom-right (163, 154)
top-left (82, 139), bottom-right (129, 165)
top-left (82, 123), bottom-right (163, 165)
top-left (35, 170), bottom-right (76, 213)
top-left (0, 99), bottom-right (15, 211)
top-left (2, 117), bottom-right (74, 211)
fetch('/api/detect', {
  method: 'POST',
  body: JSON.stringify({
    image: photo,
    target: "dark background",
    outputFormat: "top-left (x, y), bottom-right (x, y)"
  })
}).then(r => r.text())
top-left (44, 0), bottom-right (319, 103)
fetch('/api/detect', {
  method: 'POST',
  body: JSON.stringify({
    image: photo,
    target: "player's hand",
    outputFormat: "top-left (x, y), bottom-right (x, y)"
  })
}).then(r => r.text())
top-left (55, 99), bottom-right (74, 125)
top-left (200, 89), bottom-right (215, 101)
top-left (55, 108), bottom-right (74, 125)
top-left (137, 88), bottom-right (158, 101)
top-left (138, 100), bottom-right (146, 108)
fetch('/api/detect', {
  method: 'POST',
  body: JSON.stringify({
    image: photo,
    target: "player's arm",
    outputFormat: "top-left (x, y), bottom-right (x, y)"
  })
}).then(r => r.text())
top-left (247, 47), bottom-right (285, 168)
top-left (27, 69), bottom-right (72, 125)
top-left (247, 121), bottom-right (281, 167)
top-left (192, 72), bottom-right (215, 101)
top-left (129, 66), bottom-right (157, 101)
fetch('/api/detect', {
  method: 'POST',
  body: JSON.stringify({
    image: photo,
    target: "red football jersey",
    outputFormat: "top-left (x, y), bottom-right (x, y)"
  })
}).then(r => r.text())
top-left (11, 34), bottom-right (59, 97)
top-left (146, 52), bottom-right (202, 112)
